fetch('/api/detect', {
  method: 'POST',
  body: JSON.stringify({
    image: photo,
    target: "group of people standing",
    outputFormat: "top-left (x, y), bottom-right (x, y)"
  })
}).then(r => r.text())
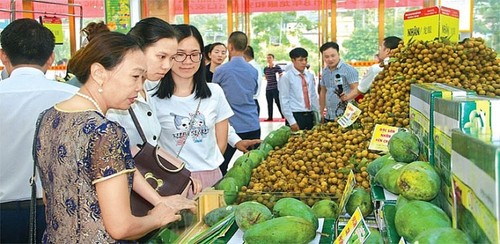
top-left (0, 18), bottom-right (261, 243)
top-left (0, 16), bottom-right (401, 242)
top-left (272, 36), bottom-right (401, 132)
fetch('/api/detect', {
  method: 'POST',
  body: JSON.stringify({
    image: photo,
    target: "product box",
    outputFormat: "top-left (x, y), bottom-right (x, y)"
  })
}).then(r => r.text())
top-left (451, 129), bottom-right (500, 244)
top-left (409, 83), bottom-right (472, 164)
top-left (370, 184), bottom-right (398, 243)
top-left (370, 184), bottom-right (397, 226)
top-left (371, 185), bottom-right (398, 209)
top-left (381, 203), bottom-right (400, 244)
top-left (403, 6), bottom-right (459, 44)
top-left (433, 96), bottom-right (500, 217)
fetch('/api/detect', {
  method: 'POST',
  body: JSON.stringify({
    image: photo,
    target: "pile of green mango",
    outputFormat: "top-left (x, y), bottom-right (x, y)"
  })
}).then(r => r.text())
top-left (367, 130), bottom-right (471, 243)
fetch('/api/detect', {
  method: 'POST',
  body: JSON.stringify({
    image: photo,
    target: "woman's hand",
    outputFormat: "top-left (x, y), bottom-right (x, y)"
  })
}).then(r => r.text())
top-left (190, 177), bottom-right (203, 195)
top-left (235, 139), bottom-right (261, 153)
top-left (158, 194), bottom-right (197, 213)
top-left (148, 202), bottom-right (182, 227)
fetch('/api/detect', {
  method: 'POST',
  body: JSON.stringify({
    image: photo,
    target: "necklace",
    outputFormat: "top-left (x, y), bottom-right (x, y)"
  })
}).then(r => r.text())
top-left (75, 92), bottom-right (103, 114)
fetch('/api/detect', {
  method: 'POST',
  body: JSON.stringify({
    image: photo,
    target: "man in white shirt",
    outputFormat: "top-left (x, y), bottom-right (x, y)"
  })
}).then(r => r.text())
top-left (0, 19), bottom-right (78, 243)
top-left (0, 68), bottom-right (8, 81)
top-left (278, 47), bottom-right (319, 131)
top-left (243, 45), bottom-right (263, 116)
top-left (354, 36), bottom-right (402, 96)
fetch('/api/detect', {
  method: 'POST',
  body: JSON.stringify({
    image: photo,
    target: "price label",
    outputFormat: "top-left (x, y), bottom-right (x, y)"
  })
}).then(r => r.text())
top-left (336, 171), bottom-right (356, 218)
top-left (334, 208), bottom-right (371, 244)
top-left (337, 102), bottom-right (362, 128)
top-left (368, 124), bottom-right (401, 152)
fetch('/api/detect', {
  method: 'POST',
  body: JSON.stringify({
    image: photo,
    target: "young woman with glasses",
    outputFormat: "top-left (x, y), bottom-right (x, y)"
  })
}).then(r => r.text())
top-left (151, 24), bottom-right (233, 195)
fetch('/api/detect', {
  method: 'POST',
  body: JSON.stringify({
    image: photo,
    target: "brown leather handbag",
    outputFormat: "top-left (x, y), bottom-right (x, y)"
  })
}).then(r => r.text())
top-left (128, 108), bottom-right (192, 217)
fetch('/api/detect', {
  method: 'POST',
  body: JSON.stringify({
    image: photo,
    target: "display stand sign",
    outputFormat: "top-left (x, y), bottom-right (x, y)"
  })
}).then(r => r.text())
top-left (188, 212), bottom-right (234, 244)
top-left (334, 208), bottom-right (371, 244)
top-left (42, 16), bottom-right (63, 44)
top-left (368, 124), bottom-right (400, 152)
top-left (336, 171), bottom-right (357, 218)
top-left (337, 103), bottom-right (362, 128)
top-left (105, 0), bottom-right (131, 33)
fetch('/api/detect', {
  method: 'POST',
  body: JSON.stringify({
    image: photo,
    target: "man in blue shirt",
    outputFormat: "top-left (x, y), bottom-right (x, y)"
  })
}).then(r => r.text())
top-left (319, 42), bottom-right (359, 122)
top-left (278, 47), bottom-right (319, 131)
top-left (213, 31), bottom-right (260, 174)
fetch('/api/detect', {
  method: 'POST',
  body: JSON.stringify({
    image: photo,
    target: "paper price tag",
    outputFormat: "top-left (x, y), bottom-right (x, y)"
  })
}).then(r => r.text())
top-left (338, 102), bottom-right (362, 128)
top-left (368, 124), bottom-right (401, 152)
top-left (334, 208), bottom-right (371, 244)
top-left (336, 171), bottom-right (356, 218)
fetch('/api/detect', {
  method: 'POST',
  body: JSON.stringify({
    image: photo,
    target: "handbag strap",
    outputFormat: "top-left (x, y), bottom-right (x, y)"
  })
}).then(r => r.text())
top-left (128, 107), bottom-right (148, 144)
top-left (176, 98), bottom-right (202, 158)
top-left (30, 114), bottom-right (44, 244)
top-left (29, 161), bottom-right (37, 244)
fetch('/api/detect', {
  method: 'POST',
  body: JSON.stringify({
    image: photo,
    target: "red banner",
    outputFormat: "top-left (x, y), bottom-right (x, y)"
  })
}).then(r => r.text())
top-left (0, 0), bottom-right (424, 20)
top-left (175, 0), bottom-right (424, 14)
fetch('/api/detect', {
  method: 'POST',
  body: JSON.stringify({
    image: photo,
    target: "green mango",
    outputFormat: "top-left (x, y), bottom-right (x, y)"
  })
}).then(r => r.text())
top-left (273, 197), bottom-right (318, 229)
top-left (311, 199), bottom-right (339, 219)
top-left (345, 187), bottom-right (374, 217)
top-left (395, 200), bottom-right (451, 242)
top-left (413, 227), bottom-right (472, 244)
top-left (243, 216), bottom-right (316, 244)
top-left (258, 143), bottom-right (274, 156)
top-left (367, 154), bottom-right (397, 177)
top-left (203, 205), bottom-right (236, 227)
top-left (234, 201), bottom-right (272, 231)
top-left (246, 150), bottom-right (266, 168)
top-left (388, 130), bottom-right (420, 163)
top-left (214, 177), bottom-right (239, 204)
top-left (364, 228), bottom-right (384, 244)
top-left (262, 126), bottom-right (291, 148)
top-left (374, 162), bottom-right (407, 194)
top-left (397, 161), bottom-right (440, 201)
top-left (395, 194), bottom-right (410, 211)
top-left (226, 164), bottom-right (252, 188)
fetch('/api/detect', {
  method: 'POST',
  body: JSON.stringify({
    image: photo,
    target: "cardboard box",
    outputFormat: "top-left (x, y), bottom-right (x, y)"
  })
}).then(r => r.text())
top-left (433, 95), bottom-right (500, 217)
top-left (409, 83), bottom-right (472, 164)
top-left (451, 129), bottom-right (499, 243)
top-left (404, 6), bottom-right (459, 44)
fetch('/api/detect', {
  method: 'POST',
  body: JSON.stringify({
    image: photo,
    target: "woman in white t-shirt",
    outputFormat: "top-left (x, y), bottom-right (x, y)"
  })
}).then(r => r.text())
top-left (151, 24), bottom-right (233, 193)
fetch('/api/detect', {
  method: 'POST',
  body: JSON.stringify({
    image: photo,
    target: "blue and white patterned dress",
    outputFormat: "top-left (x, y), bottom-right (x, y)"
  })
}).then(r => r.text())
top-left (34, 107), bottom-right (136, 243)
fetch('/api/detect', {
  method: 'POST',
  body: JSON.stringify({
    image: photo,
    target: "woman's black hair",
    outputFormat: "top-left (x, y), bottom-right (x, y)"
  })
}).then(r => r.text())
top-left (127, 17), bottom-right (179, 50)
top-left (154, 24), bottom-right (211, 99)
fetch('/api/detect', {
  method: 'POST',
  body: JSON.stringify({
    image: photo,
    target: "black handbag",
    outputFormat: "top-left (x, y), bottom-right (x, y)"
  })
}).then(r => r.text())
top-left (129, 107), bottom-right (192, 217)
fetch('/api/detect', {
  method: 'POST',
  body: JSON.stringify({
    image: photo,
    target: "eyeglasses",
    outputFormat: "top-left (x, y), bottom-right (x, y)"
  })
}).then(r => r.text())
top-left (173, 52), bottom-right (203, 63)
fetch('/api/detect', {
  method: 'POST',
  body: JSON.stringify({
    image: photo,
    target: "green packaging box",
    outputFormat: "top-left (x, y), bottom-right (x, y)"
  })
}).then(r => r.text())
top-left (370, 184), bottom-right (397, 221)
top-left (451, 129), bottom-right (499, 244)
top-left (381, 204), bottom-right (400, 244)
top-left (433, 96), bottom-right (500, 217)
top-left (409, 83), bottom-right (473, 164)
